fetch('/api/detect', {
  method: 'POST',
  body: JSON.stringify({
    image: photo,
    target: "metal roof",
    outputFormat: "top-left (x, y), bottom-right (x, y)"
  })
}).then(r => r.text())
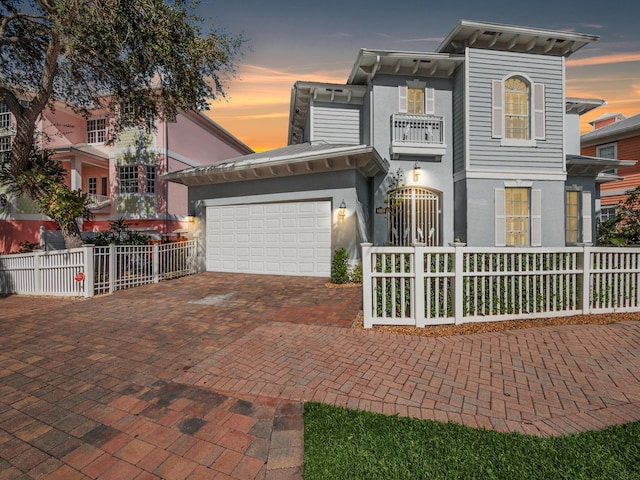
top-left (437, 20), bottom-right (599, 57)
top-left (161, 142), bottom-right (389, 186)
top-left (581, 113), bottom-right (640, 146)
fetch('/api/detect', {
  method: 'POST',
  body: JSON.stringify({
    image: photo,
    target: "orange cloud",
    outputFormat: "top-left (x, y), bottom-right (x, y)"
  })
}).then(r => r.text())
top-left (567, 53), bottom-right (640, 67)
top-left (206, 64), bottom-right (349, 151)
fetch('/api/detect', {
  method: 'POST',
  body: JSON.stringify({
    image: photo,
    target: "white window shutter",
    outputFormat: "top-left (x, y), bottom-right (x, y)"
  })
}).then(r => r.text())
top-left (531, 189), bottom-right (542, 246)
top-left (533, 83), bottom-right (546, 140)
top-left (492, 80), bottom-right (503, 138)
top-left (425, 87), bottom-right (435, 114)
top-left (398, 85), bottom-right (408, 113)
top-left (582, 190), bottom-right (592, 244)
top-left (495, 188), bottom-right (506, 246)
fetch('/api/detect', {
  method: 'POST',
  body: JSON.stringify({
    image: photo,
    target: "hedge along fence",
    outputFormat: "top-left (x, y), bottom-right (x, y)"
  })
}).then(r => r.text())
top-left (361, 244), bottom-right (640, 328)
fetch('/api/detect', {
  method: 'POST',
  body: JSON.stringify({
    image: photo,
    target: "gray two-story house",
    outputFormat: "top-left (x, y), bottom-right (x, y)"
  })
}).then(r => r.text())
top-left (165, 20), bottom-right (628, 277)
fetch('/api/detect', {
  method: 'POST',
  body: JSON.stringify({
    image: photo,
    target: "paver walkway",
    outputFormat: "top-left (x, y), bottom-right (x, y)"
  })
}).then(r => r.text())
top-left (1, 272), bottom-right (640, 479)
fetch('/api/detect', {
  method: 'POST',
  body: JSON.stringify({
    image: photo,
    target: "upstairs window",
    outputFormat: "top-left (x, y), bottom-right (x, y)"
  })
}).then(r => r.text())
top-left (492, 75), bottom-right (545, 144)
top-left (505, 78), bottom-right (529, 140)
top-left (0, 103), bottom-right (11, 129)
top-left (399, 84), bottom-right (435, 115)
top-left (0, 135), bottom-right (10, 153)
top-left (87, 118), bottom-right (106, 144)
top-left (145, 165), bottom-right (156, 194)
top-left (118, 165), bottom-right (138, 194)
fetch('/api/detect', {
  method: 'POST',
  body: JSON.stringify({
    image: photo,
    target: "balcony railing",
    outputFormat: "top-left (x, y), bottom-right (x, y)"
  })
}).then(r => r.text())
top-left (390, 114), bottom-right (446, 158)
top-left (87, 193), bottom-right (111, 210)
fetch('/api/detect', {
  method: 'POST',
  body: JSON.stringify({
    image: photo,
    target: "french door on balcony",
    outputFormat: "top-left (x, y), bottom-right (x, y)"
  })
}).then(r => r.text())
top-left (387, 186), bottom-right (441, 246)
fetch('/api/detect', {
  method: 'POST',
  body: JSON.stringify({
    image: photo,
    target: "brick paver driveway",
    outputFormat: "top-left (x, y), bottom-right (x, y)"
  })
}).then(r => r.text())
top-left (1, 272), bottom-right (640, 479)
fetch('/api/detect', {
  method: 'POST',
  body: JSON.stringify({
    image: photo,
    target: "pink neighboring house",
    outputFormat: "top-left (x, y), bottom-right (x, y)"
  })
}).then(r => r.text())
top-left (0, 101), bottom-right (252, 253)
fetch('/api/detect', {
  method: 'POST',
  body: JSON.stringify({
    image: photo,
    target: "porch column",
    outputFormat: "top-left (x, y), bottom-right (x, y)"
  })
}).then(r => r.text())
top-left (70, 157), bottom-right (82, 191)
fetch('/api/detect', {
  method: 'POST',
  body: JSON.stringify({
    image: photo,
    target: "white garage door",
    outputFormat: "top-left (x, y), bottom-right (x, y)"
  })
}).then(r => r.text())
top-left (206, 201), bottom-right (332, 277)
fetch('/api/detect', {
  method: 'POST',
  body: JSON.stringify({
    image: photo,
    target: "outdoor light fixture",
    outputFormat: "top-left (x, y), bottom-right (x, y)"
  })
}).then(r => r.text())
top-left (413, 161), bottom-right (421, 182)
top-left (338, 200), bottom-right (346, 220)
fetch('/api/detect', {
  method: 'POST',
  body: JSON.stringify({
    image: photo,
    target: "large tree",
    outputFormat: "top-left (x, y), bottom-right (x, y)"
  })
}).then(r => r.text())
top-left (0, 0), bottom-right (242, 248)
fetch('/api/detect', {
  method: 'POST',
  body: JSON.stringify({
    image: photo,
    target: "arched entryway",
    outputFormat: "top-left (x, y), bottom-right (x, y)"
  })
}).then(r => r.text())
top-left (387, 186), bottom-right (441, 246)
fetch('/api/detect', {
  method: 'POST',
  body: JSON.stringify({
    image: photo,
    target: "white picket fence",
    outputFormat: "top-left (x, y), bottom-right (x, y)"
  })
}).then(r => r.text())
top-left (0, 241), bottom-right (197, 297)
top-left (361, 243), bottom-right (640, 328)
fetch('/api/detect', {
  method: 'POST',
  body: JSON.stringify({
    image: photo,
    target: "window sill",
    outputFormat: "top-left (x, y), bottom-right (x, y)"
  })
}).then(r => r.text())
top-left (500, 139), bottom-right (537, 147)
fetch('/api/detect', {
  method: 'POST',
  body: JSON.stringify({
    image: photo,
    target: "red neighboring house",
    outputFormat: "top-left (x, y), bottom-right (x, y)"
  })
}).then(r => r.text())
top-left (0, 100), bottom-right (252, 254)
top-left (581, 112), bottom-right (640, 221)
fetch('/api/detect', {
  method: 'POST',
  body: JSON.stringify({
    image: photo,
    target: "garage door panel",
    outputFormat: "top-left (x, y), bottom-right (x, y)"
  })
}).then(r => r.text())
top-left (206, 201), bottom-right (331, 276)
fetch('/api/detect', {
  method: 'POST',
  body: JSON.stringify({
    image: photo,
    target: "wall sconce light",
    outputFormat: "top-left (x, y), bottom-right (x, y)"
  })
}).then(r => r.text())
top-left (338, 200), bottom-right (346, 220)
top-left (187, 210), bottom-right (196, 223)
top-left (413, 161), bottom-right (421, 182)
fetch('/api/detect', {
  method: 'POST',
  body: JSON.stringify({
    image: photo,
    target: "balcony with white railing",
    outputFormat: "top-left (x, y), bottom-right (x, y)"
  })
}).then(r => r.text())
top-left (390, 114), bottom-right (446, 158)
top-left (87, 193), bottom-right (111, 211)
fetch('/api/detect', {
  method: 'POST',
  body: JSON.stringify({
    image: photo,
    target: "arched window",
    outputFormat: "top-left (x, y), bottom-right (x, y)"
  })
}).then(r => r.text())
top-left (492, 75), bottom-right (545, 144)
top-left (387, 186), bottom-right (441, 246)
top-left (504, 77), bottom-right (530, 140)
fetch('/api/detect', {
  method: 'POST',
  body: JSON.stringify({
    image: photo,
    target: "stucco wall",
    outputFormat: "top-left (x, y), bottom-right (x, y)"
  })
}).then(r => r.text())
top-left (368, 75), bottom-right (455, 245)
top-left (464, 178), bottom-right (565, 247)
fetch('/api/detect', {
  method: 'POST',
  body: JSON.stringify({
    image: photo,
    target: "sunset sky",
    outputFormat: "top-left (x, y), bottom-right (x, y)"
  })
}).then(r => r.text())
top-left (196, 1), bottom-right (640, 152)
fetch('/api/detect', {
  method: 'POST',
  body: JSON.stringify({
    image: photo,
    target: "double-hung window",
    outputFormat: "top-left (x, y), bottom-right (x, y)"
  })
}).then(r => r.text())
top-left (87, 118), bottom-right (106, 144)
top-left (118, 165), bottom-right (138, 194)
top-left (505, 187), bottom-right (530, 246)
top-left (495, 185), bottom-right (542, 247)
top-left (0, 103), bottom-right (11, 130)
top-left (1, 103), bottom-right (12, 154)
top-left (492, 75), bottom-right (545, 145)
top-left (597, 143), bottom-right (618, 175)
top-left (565, 190), bottom-right (580, 244)
top-left (88, 177), bottom-right (97, 195)
top-left (565, 189), bottom-right (592, 245)
top-left (145, 165), bottom-right (156, 194)
top-left (0, 136), bottom-right (10, 153)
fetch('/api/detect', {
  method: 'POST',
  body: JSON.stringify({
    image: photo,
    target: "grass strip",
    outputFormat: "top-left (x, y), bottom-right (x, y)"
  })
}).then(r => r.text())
top-left (303, 402), bottom-right (640, 480)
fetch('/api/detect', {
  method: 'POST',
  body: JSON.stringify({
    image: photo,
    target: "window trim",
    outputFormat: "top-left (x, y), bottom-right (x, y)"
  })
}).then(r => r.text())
top-left (87, 118), bottom-right (106, 144)
top-left (0, 103), bottom-right (11, 130)
top-left (398, 82), bottom-right (435, 115)
top-left (565, 189), bottom-right (580, 245)
top-left (596, 142), bottom-right (617, 159)
top-left (88, 177), bottom-right (98, 195)
top-left (492, 73), bottom-right (545, 146)
top-left (145, 165), bottom-right (156, 194)
top-left (118, 165), bottom-right (139, 194)
top-left (495, 185), bottom-right (542, 247)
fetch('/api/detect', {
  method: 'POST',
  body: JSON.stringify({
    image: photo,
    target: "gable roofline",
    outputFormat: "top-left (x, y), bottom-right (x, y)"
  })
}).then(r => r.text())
top-left (581, 112), bottom-right (640, 146)
top-left (347, 50), bottom-right (464, 85)
top-left (437, 20), bottom-right (599, 57)
top-left (187, 110), bottom-right (253, 154)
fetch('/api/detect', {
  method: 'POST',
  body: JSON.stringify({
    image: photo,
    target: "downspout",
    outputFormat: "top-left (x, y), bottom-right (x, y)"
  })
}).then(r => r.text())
top-left (164, 119), bottom-right (168, 235)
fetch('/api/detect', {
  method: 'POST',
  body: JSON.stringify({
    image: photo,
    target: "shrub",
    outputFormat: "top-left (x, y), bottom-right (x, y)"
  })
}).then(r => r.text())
top-left (350, 262), bottom-right (363, 283)
top-left (331, 248), bottom-right (350, 284)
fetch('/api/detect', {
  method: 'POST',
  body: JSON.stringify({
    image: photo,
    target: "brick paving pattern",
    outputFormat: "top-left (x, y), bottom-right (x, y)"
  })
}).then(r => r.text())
top-left (1, 272), bottom-right (639, 479)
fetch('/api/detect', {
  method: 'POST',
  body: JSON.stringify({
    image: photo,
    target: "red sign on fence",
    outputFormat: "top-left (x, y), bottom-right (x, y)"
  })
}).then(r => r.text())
top-left (74, 272), bottom-right (85, 282)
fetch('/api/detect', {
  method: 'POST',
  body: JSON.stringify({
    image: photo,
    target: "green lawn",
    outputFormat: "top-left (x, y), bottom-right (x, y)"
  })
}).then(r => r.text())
top-left (303, 402), bottom-right (640, 480)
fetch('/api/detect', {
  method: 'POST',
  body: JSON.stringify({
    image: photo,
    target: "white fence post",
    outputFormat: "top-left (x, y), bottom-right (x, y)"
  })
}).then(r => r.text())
top-left (34, 251), bottom-right (42, 295)
top-left (414, 244), bottom-right (425, 327)
top-left (361, 243), bottom-right (373, 328)
top-left (152, 244), bottom-right (159, 283)
top-left (83, 244), bottom-right (95, 298)
top-left (581, 246), bottom-right (592, 314)
top-left (454, 246), bottom-right (464, 324)
top-left (108, 244), bottom-right (116, 294)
